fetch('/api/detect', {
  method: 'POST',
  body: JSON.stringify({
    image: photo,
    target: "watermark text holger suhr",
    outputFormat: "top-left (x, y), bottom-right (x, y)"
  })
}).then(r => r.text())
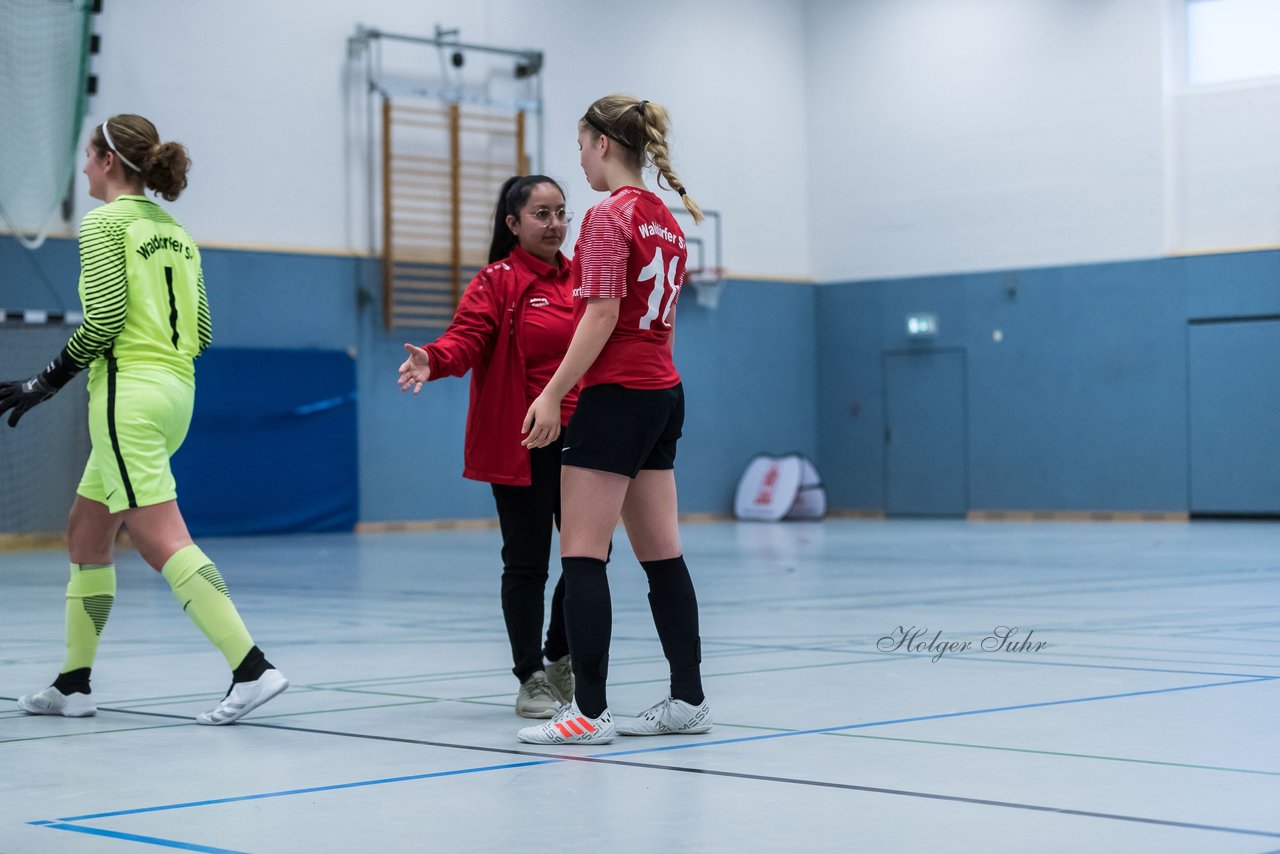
top-left (877, 626), bottom-right (1049, 663)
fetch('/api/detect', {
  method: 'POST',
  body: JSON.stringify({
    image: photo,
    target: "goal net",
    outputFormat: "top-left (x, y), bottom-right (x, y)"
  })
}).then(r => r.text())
top-left (0, 0), bottom-right (94, 249)
top-left (0, 324), bottom-right (90, 541)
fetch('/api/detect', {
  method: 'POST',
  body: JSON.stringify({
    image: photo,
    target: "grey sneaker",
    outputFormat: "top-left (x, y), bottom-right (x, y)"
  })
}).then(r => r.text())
top-left (515, 671), bottom-right (560, 719)
top-left (617, 696), bottom-right (712, 736)
top-left (545, 655), bottom-right (574, 705)
top-left (17, 686), bottom-right (96, 718)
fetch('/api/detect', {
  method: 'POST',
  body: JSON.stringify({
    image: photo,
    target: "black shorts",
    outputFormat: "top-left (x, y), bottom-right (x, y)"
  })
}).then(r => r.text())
top-left (561, 383), bottom-right (684, 478)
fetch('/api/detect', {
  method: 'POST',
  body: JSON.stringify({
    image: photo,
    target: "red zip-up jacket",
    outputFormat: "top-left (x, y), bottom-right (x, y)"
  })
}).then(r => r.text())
top-left (423, 245), bottom-right (577, 486)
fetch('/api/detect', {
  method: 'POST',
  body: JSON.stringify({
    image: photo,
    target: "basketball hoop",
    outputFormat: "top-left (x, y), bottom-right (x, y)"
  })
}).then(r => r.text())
top-left (686, 267), bottom-right (726, 309)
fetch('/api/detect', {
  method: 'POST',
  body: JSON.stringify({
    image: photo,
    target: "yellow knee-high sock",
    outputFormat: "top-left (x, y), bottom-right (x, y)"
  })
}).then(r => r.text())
top-left (161, 545), bottom-right (254, 669)
top-left (63, 563), bottom-right (115, 673)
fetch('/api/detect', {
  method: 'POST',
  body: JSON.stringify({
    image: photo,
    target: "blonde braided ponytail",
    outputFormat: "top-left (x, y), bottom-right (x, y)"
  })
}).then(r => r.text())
top-left (582, 94), bottom-right (703, 224)
top-left (636, 102), bottom-right (703, 224)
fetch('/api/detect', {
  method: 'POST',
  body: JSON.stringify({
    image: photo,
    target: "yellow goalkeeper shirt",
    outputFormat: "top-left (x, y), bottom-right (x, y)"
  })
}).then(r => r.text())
top-left (65, 194), bottom-right (211, 383)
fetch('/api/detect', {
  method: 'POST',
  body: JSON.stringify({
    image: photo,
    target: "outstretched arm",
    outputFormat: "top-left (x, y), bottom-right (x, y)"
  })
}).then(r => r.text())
top-left (395, 270), bottom-right (501, 394)
top-left (397, 343), bottom-right (432, 394)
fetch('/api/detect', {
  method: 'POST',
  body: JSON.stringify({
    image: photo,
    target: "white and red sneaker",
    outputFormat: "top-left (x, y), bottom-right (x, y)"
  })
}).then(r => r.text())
top-left (516, 700), bottom-right (615, 745)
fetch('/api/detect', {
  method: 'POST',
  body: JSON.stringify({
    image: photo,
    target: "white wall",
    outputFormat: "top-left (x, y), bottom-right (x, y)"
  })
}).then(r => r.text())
top-left (804, 0), bottom-right (1168, 281)
top-left (63, 1), bottom-right (1280, 283)
top-left (1171, 81), bottom-right (1280, 252)
top-left (77, 0), bottom-right (811, 278)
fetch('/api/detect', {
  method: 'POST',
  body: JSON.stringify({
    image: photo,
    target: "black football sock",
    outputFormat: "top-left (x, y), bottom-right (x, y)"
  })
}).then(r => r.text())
top-left (53, 667), bottom-right (92, 696)
top-left (561, 556), bottom-right (611, 718)
top-left (641, 555), bottom-right (704, 706)
top-left (231, 645), bottom-right (271, 683)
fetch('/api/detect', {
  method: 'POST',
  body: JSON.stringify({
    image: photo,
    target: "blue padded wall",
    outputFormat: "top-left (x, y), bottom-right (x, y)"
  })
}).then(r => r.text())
top-left (172, 348), bottom-right (358, 535)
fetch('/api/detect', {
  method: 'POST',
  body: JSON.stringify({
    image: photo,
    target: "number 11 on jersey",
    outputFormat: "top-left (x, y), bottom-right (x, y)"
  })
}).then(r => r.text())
top-left (637, 247), bottom-right (681, 330)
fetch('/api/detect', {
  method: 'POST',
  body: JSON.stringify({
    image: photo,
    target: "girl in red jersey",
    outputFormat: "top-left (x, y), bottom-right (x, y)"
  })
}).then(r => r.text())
top-left (516, 95), bottom-right (712, 745)
top-left (399, 176), bottom-right (577, 719)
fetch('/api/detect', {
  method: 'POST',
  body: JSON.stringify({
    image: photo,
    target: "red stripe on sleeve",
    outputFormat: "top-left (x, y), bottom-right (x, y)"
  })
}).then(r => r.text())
top-left (575, 194), bottom-right (635, 299)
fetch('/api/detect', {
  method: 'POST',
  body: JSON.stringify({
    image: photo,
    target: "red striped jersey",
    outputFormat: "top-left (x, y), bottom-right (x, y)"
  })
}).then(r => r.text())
top-left (572, 187), bottom-right (684, 390)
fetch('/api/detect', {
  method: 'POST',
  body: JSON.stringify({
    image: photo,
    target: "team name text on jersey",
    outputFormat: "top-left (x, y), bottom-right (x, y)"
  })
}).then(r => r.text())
top-left (135, 232), bottom-right (193, 261)
top-left (638, 221), bottom-right (684, 249)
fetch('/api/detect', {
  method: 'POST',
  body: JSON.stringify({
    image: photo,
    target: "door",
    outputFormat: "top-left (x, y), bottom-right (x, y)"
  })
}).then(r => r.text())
top-left (883, 349), bottom-right (968, 516)
top-left (1188, 318), bottom-right (1280, 515)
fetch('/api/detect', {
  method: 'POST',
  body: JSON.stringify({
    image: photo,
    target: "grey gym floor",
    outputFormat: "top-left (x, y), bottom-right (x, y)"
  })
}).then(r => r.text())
top-left (1, 519), bottom-right (1277, 853)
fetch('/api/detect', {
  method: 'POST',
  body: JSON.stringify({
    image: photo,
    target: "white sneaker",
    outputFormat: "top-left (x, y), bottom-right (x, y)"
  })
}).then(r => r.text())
top-left (17, 686), bottom-right (97, 718)
top-left (517, 700), bottom-right (615, 745)
top-left (515, 671), bottom-right (561, 718)
top-left (197, 669), bottom-right (288, 726)
top-left (545, 655), bottom-right (574, 705)
top-left (617, 696), bottom-right (712, 736)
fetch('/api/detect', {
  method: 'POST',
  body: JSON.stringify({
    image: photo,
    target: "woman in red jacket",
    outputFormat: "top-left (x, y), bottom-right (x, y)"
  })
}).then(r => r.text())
top-left (398, 175), bottom-right (576, 718)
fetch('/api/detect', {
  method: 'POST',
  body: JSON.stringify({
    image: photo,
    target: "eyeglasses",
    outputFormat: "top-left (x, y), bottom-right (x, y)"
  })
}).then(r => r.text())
top-left (523, 207), bottom-right (573, 226)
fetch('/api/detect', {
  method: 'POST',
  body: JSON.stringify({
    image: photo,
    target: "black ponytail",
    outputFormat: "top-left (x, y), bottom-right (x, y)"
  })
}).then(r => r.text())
top-left (487, 174), bottom-right (564, 264)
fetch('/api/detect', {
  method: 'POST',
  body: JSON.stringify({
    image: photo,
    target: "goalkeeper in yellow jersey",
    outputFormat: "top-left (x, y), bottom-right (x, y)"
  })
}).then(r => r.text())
top-left (0, 114), bottom-right (287, 725)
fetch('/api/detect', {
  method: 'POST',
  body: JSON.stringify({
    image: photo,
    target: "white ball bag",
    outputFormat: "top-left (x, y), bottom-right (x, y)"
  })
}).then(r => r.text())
top-left (733, 453), bottom-right (828, 521)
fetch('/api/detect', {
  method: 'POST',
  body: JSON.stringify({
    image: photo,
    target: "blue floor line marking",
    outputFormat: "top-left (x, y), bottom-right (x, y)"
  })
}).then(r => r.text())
top-left (32, 736), bottom-right (1280, 847)
top-left (598, 675), bottom-right (1275, 757)
top-left (52, 758), bottom-right (558, 822)
top-left (30, 673), bottom-right (1272, 839)
top-left (38, 823), bottom-right (249, 853)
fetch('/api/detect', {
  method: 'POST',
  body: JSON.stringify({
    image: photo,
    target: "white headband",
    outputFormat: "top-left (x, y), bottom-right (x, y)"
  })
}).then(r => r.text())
top-left (100, 122), bottom-right (141, 173)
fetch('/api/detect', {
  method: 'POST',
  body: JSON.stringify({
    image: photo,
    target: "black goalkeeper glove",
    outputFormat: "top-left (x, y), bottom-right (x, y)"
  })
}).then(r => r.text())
top-left (0, 348), bottom-right (82, 427)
